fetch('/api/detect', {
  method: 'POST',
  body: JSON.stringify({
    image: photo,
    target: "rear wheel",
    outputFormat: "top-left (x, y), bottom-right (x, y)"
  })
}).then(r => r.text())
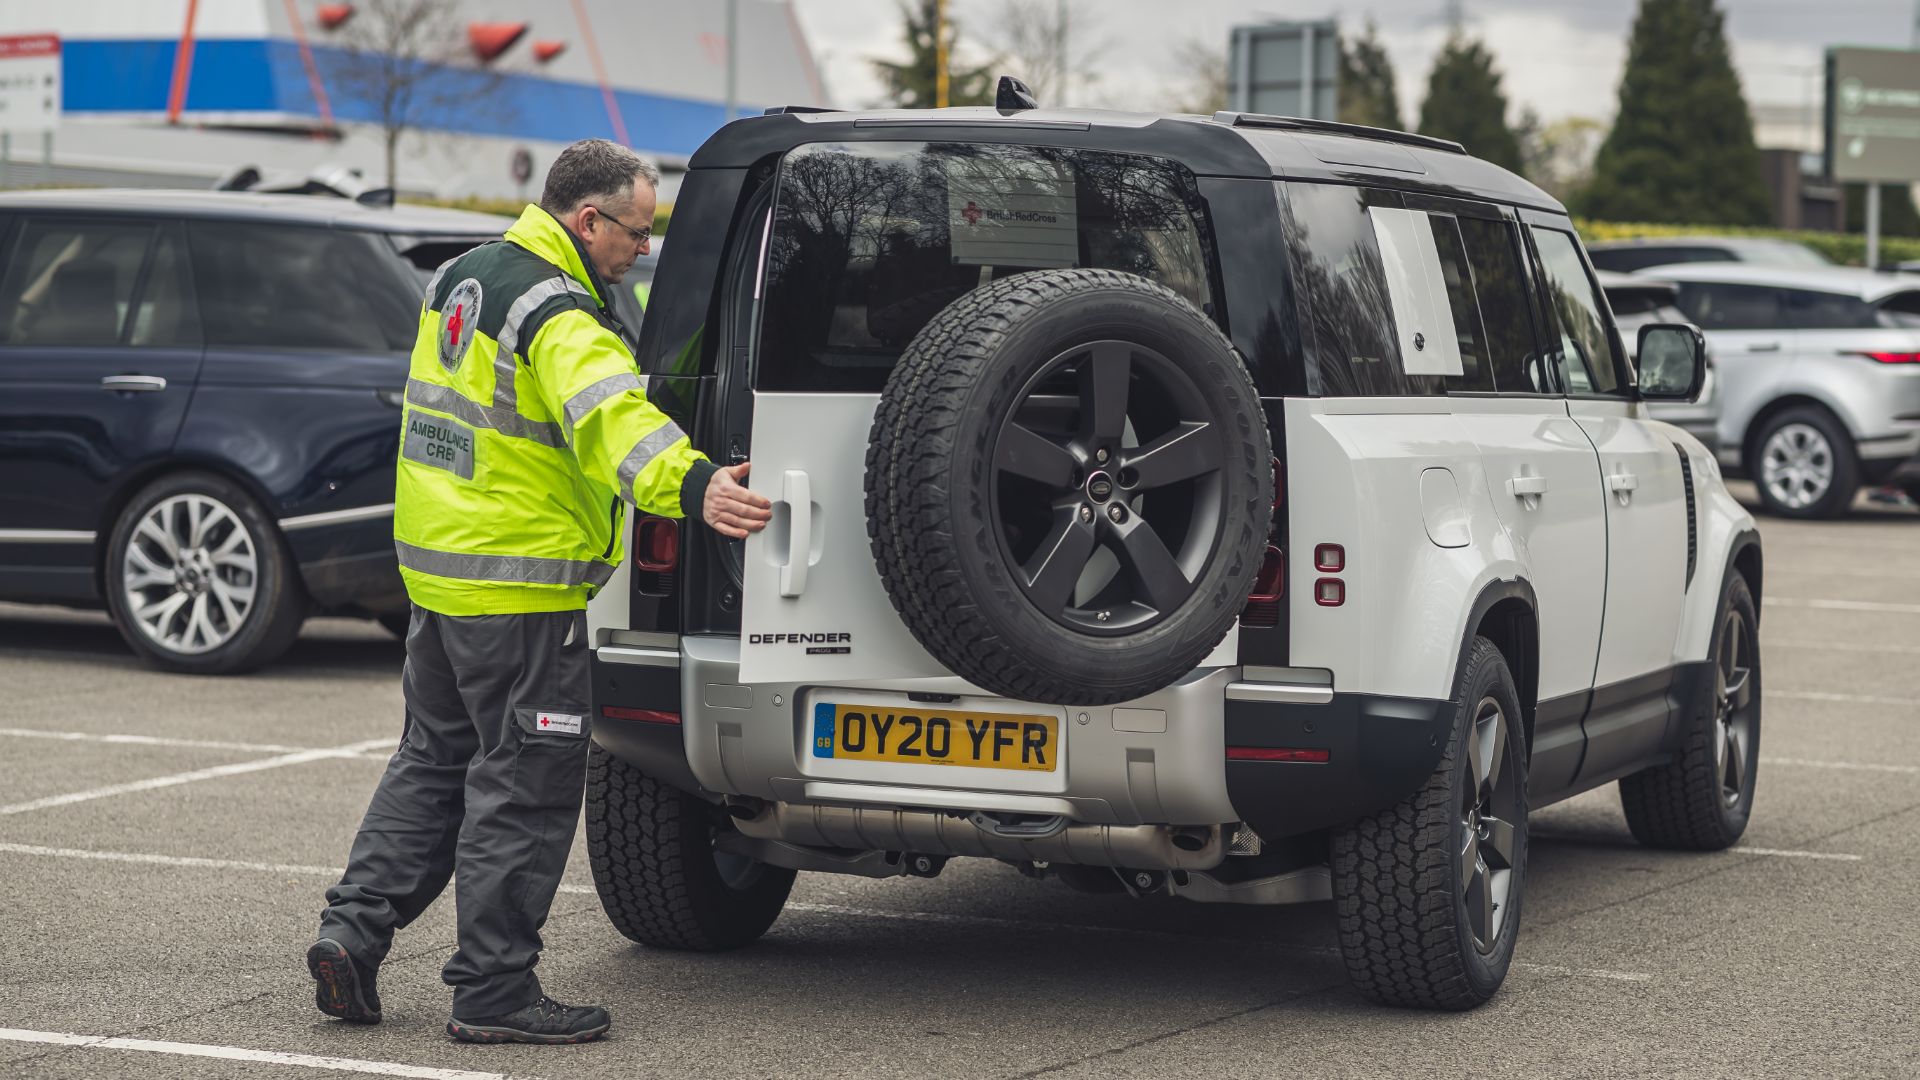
top-left (1619, 573), bottom-right (1760, 850)
top-left (584, 745), bottom-right (794, 950)
top-left (1331, 637), bottom-right (1529, 1010)
top-left (103, 471), bottom-right (305, 675)
top-left (1750, 407), bottom-right (1857, 519)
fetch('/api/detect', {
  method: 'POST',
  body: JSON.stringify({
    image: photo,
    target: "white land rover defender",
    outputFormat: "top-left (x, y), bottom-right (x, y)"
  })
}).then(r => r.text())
top-left (584, 86), bottom-right (1763, 1010)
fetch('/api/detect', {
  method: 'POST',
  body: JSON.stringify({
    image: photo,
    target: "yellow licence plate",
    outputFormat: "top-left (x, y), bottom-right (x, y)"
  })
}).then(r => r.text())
top-left (810, 702), bottom-right (1059, 772)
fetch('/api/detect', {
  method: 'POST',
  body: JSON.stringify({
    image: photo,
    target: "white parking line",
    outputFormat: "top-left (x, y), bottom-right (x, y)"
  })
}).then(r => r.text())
top-left (1765, 597), bottom-right (1920, 615)
top-left (1770, 690), bottom-right (1920, 708)
top-left (1764, 639), bottom-right (1920, 656)
top-left (1764, 756), bottom-right (1920, 775)
top-left (0, 738), bottom-right (393, 816)
top-left (1733, 847), bottom-right (1864, 862)
top-left (0, 1028), bottom-right (505, 1080)
top-left (0, 842), bottom-right (1654, 984)
top-left (0, 728), bottom-right (333, 755)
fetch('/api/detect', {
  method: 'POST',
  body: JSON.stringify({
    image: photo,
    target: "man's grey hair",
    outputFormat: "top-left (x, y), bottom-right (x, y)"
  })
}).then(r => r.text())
top-left (539, 139), bottom-right (659, 217)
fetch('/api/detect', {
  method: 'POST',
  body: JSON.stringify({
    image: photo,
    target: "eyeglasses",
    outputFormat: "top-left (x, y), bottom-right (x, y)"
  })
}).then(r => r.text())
top-left (590, 206), bottom-right (651, 246)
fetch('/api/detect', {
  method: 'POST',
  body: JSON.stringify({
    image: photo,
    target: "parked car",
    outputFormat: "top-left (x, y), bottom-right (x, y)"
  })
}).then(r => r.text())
top-left (0, 190), bottom-right (521, 673)
top-left (1597, 269), bottom-right (1722, 454)
top-left (572, 98), bottom-right (1759, 1011)
top-left (1643, 262), bottom-right (1920, 517)
top-left (1587, 235), bottom-right (1833, 273)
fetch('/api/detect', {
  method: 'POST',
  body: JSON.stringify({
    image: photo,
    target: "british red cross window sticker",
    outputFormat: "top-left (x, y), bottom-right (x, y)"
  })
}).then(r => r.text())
top-left (439, 278), bottom-right (483, 373)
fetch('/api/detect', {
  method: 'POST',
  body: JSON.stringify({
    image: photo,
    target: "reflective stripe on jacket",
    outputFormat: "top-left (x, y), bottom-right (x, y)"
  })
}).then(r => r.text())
top-left (394, 203), bottom-right (711, 615)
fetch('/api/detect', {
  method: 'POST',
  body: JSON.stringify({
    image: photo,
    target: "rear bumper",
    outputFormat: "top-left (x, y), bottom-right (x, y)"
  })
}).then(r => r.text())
top-left (590, 635), bottom-right (1448, 840)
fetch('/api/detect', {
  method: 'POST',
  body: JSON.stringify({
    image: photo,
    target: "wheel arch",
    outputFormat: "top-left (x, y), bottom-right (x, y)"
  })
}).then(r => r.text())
top-left (1460, 578), bottom-right (1540, 755)
top-left (1740, 394), bottom-right (1852, 470)
top-left (90, 455), bottom-right (293, 601)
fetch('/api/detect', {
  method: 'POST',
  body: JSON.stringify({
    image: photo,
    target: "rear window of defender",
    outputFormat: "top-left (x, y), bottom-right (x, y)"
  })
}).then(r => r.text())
top-left (755, 141), bottom-right (1216, 393)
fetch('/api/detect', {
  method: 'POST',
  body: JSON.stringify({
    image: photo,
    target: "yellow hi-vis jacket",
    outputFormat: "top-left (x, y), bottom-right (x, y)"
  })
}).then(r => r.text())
top-left (393, 204), bottom-right (714, 615)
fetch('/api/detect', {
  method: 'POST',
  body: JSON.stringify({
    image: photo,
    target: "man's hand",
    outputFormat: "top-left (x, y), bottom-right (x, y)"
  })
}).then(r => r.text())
top-left (703, 461), bottom-right (773, 539)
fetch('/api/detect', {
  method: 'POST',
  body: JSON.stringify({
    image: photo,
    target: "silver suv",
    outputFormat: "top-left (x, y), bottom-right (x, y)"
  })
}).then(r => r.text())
top-left (1648, 263), bottom-right (1920, 517)
top-left (1597, 269), bottom-right (1722, 455)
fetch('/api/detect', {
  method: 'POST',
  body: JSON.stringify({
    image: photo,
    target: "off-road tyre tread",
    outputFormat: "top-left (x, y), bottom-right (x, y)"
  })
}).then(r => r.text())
top-left (1619, 574), bottom-right (1759, 851)
top-left (1330, 637), bottom-right (1527, 1010)
top-left (865, 268), bottom-right (1268, 705)
top-left (584, 745), bottom-right (793, 951)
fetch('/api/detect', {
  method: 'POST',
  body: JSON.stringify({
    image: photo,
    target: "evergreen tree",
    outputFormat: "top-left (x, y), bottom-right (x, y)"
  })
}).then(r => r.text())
top-left (871, 0), bottom-right (996, 109)
top-left (1417, 34), bottom-right (1523, 173)
top-left (1580, 0), bottom-right (1772, 225)
top-left (1339, 20), bottom-right (1404, 132)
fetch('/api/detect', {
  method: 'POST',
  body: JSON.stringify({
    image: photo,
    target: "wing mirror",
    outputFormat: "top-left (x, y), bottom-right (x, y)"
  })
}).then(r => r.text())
top-left (1636, 323), bottom-right (1706, 402)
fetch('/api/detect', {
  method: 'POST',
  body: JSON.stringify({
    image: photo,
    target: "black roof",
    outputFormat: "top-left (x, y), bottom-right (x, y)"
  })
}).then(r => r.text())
top-left (0, 189), bottom-right (514, 235)
top-left (690, 105), bottom-right (1563, 213)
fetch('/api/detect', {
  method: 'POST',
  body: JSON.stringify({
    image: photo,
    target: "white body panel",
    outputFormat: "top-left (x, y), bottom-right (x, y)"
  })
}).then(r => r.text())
top-left (1452, 396), bottom-right (1607, 701)
top-left (1568, 398), bottom-right (1690, 687)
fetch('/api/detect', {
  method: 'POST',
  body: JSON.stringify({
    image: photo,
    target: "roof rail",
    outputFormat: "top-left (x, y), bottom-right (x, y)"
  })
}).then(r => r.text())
top-left (763, 105), bottom-right (838, 116)
top-left (1212, 111), bottom-right (1466, 156)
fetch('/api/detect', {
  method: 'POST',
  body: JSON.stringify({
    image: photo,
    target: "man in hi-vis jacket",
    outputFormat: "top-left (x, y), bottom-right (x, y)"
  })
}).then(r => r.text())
top-left (309, 139), bottom-right (770, 1045)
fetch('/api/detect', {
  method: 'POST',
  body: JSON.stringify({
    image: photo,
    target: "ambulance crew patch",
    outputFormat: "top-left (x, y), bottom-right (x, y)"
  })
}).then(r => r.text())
top-left (439, 278), bottom-right (483, 373)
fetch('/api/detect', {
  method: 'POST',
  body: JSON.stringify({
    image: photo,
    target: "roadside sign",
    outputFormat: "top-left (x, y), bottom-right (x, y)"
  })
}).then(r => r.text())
top-left (1228, 20), bottom-right (1339, 120)
top-left (0, 34), bottom-right (59, 134)
top-left (1826, 46), bottom-right (1920, 183)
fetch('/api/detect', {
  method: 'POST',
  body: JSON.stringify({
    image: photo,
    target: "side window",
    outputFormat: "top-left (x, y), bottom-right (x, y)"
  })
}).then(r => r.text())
top-left (1456, 217), bottom-right (1546, 394)
top-left (0, 217), bottom-right (153, 346)
top-left (1877, 290), bottom-right (1920, 329)
top-left (1528, 226), bottom-right (1622, 396)
top-left (1672, 283), bottom-right (1784, 331)
top-left (1426, 214), bottom-right (1497, 393)
top-left (188, 221), bottom-right (418, 351)
top-left (758, 141), bottom-right (1215, 393)
top-left (1783, 289), bottom-right (1875, 330)
top-left (1281, 183), bottom-right (1436, 397)
top-left (126, 224), bottom-right (200, 347)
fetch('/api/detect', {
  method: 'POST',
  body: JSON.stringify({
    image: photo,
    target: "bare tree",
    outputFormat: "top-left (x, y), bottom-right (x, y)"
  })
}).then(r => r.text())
top-left (1170, 37), bottom-right (1228, 116)
top-left (985, 0), bottom-right (1108, 106)
top-left (321, 0), bottom-right (515, 193)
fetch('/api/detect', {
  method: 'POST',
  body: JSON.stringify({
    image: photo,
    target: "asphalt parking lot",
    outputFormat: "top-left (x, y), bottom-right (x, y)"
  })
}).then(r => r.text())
top-left (2, 482), bottom-right (1917, 1080)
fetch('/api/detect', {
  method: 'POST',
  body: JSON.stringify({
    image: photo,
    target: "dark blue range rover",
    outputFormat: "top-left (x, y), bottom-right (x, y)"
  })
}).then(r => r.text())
top-left (0, 190), bottom-right (638, 674)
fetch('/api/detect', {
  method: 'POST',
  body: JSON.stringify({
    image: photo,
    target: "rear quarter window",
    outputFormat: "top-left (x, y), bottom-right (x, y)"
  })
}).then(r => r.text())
top-left (756, 141), bottom-right (1217, 393)
top-left (188, 221), bottom-right (418, 351)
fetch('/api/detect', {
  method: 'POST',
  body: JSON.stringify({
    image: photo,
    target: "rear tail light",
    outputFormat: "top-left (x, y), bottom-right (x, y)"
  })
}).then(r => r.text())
top-left (1227, 746), bottom-right (1331, 763)
top-left (1851, 351), bottom-right (1920, 364)
top-left (602, 706), bottom-right (680, 725)
top-left (1241, 545), bottom-right (1284, 628)
top-left (635, 516), bottom-right (679, 571)
top-left (1313, 543), bottom-right (1344, 572)
top-left (1315, 578), bottom-right (1345, 607)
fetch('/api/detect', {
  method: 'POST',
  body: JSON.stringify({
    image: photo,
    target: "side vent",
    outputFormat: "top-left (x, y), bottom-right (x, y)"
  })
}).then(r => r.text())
top-left (1675, 445), bottom-right (1697, 589)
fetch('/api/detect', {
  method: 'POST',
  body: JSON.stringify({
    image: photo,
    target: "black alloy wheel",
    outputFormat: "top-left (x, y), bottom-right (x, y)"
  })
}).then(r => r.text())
top-left (991, 339), bottom-right (1227, 636)
top-left (1460, 694), bottom-right (1522, 954)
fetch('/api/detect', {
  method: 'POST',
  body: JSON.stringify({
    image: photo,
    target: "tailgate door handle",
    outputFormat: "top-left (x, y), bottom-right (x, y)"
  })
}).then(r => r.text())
top-left (779, 469), bottom-right (811, 598)
top-left (101, 375), bottom-right (167, 393)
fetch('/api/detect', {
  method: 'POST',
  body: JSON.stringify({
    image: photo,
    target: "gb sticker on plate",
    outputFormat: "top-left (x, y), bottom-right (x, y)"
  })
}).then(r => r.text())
top-left (534, 711), bottom-right (582, 735)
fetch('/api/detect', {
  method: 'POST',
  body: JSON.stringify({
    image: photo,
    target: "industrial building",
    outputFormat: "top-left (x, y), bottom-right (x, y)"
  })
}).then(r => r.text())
top-left (0, 0), bottom-right (827, 201)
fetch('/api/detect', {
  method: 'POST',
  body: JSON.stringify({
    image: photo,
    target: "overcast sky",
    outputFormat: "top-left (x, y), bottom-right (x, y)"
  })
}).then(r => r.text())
top-left (788, 0), bottom-right (1917, 128)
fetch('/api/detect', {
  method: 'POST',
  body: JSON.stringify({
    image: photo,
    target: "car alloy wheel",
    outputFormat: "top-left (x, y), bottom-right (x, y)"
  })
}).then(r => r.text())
top-left (1460, 694), bottom-right (1520, 954)
top-left (991, 340), bottom-right (1227, 636)
top-left (122, 493), bottom-right (259, 655)
top-left (1758, 422), bottom-right (1834, 511)
top-left (1713, 603), bottom-right (1757, 807)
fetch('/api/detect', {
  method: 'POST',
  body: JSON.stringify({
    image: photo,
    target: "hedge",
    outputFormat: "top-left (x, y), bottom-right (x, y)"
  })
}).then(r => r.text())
top-left (1576, 218), bottom-right (1920, 267)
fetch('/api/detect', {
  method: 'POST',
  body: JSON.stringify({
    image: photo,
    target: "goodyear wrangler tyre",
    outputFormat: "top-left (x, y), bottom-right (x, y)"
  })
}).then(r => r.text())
top-left (865, 269), bottom-right (1270, 706)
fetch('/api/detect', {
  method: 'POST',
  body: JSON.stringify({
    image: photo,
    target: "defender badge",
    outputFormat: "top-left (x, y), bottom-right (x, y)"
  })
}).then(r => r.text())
top-left (439, 278), bottom-right (483, 373)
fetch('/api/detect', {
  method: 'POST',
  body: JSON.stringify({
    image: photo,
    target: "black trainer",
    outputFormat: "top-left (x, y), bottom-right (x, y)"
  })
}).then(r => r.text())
top-left (306, 939), bottom-right (381, 1024)
top-left (447, 996), bottom-right (611, 1044)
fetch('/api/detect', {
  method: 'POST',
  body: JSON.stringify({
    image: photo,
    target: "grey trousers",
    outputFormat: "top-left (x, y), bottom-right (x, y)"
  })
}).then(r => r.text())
top-left (317, 606), bottom-right (591, 1017)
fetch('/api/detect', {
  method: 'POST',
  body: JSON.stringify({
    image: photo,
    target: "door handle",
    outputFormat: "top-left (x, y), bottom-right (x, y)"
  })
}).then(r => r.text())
top-left (1745, 342), bottom-right (1782, 353)
top-left (100, 375), bottom-right (167, 393)
top-left (778, 469), bottom-right (811, 598)
top-left (1506, 474), bottom-right (1547, 511)
top-left (1607, 469), bottom-right (1638, 504)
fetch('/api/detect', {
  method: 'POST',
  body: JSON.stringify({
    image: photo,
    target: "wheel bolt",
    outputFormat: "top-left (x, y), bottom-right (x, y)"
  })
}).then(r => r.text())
top-left (1079, 505), bottom-right (1093, 523)
top-left (1095, 447), bottom-right (1109, 464)
top-left (1107, 504), bottom-right (1126, 523)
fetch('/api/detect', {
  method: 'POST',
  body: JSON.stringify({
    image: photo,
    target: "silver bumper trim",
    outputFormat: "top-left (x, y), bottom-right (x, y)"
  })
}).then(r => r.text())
top-left (596, 644), bottom-right (681, 668)
top-left (1224, 682), bottom-right (1334, 705)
